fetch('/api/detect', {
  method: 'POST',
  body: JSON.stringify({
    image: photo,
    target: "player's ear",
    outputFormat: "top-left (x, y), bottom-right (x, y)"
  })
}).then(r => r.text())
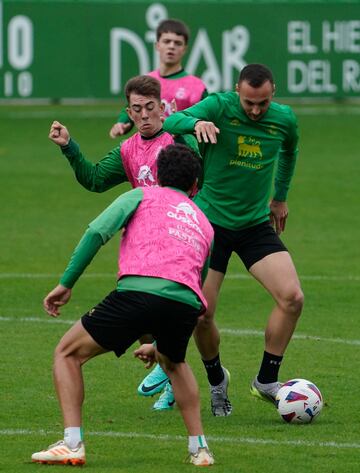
top-left (188, 178), bottom-right (198, 196)
top-left (272, 84), bottom-right (276, 96)
top-left (126, 106), bottom-right (132, 119)
top-left (235, 82), bottom-right (239, 93)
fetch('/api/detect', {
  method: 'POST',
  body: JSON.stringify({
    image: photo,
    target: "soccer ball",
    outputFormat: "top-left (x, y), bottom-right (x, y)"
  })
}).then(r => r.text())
top-left (276, 378), bottom-right (323, 424)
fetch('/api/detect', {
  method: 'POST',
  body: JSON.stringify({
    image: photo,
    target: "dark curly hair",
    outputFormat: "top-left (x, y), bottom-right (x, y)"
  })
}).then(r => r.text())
top-left (157, 144), bottom-right (201, 192)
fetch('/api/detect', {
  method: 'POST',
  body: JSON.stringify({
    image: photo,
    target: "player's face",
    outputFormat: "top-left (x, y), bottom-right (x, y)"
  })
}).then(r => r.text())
top-left (127, 94), bottom-right (164, 136)
top-left (156, 32), bottom-right (187, 67)
top-left (236, 80), bottom-right (274, 121)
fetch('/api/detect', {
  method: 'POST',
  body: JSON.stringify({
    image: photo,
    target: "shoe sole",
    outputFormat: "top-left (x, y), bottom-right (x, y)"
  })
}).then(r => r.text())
top-left (152, 400), bottom-right (175, 411)
top-left (32, 458), bottom-right (85, 465)
top-left (250, 385), bottom-right (276, 405)
top-left (190, 459), bottom-right (214, 466)
top-left (152, 405), bottom-right (175, 411)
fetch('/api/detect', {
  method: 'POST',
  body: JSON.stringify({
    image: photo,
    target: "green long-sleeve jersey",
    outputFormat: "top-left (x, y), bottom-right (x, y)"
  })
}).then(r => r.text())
top-left (60, 131), bottom-right (201, 193)
top-left (163, 92), bottom-right (299, 230)
top-left (60, 187), bottom-right (211, 310)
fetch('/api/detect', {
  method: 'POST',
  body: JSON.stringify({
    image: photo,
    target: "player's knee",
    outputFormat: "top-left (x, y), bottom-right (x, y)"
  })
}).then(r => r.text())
top-left (197, 307), bottom-right (215, 329)
top-left (157, 352), bottom-right (177, 374)
top-left (54, 341), bottom-right (66, 361)
top-left (53, 341), bottom-right (81, 364)
top-left (280, 286), bottom-right (304, 317)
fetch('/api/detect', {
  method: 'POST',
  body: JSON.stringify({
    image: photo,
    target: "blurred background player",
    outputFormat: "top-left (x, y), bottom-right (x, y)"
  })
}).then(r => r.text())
top-left (109, 19), bottom-right (207, 138)
top-left (31, 144), bottom-right (214, 467)
top-left (49, 75), bottom-right (200, 192)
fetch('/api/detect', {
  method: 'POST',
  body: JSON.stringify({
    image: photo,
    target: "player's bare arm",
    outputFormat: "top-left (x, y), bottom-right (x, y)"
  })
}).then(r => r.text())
top-left (270, 199), bottom-right (289, 235)
top-left (49, 121), bottom-right (70, 147)
top-left (194, 120), bottom-right (220, 144)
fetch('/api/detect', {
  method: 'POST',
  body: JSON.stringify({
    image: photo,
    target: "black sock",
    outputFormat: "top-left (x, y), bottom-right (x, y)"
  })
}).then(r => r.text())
top-left (202, 355), bottom-right (224, 386)
top-left (257, 351), bottom-right (283, 384)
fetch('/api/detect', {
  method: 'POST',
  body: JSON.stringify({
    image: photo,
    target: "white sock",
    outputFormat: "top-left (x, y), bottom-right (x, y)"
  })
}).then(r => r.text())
top-left (188, 435), bottom-right (208, 453)
top-left (64, 427), bottom-right (83, 449)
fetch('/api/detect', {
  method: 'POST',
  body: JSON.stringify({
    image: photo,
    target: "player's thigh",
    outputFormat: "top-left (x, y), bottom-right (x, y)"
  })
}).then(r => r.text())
top-left (249, 251), bottom-right (302, 301)
top-left (55, 320), bottom-right (108, 363)
top-left (235, 221), bottom-right (287, 271)
top-left (205, 222), bottom-right (233, 316)
top-left (153, 298), bottom-right (200, 363)
top-left (81, 290), bottom-right (148, 358)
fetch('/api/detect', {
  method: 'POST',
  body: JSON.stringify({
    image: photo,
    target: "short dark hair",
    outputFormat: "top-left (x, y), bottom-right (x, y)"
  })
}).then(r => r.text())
top-left (125, 75), bottom-right (161, 104)
top-left (238, 64), bottom-right (274, 88)
top-left (157, 144), bottom-right (201, 191)
top-left (156, 19), bottom-right (190, 44)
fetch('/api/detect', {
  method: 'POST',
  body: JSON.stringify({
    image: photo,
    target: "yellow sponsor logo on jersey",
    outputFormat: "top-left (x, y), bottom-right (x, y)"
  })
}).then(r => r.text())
top-left (229, 159), bottom-right (263, 170)
top-left (238, 136), bottom-right (262, 159)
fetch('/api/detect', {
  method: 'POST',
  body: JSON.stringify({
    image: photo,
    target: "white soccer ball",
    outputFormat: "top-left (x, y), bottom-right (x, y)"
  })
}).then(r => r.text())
top-left (276, 378), bottom-right (323, 424)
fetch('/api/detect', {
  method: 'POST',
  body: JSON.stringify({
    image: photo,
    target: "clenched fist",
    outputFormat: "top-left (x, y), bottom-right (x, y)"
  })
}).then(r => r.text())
top-left (49, 120), bottom-right (70, 146)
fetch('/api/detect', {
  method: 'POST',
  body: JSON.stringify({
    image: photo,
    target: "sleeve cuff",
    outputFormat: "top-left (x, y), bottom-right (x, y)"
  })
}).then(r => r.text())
top-left (60, 138), bottom-right (80, 158)
top-left (273, 189), bottom-right (288, 202)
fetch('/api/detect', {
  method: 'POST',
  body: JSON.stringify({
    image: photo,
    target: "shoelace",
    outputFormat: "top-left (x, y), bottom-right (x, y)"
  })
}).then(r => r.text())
top-left (47, 441), bottom-right (66, 450)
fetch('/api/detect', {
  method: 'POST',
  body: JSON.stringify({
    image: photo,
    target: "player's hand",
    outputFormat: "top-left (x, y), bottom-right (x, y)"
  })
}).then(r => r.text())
top-left (170, 98), bottom-right (177, 114)
top-left (43, 284), bottom-right (72, 317)
top-left (270, 199), bottom-right (289, 235)
top-left (194, 120), bottom-right (220, 144)
top-left (49, 121), bottom-right (70, 146)
top-left (134, 343), bottom-right (156, 369)
top-left (109, 122), bottom-right (132, 138)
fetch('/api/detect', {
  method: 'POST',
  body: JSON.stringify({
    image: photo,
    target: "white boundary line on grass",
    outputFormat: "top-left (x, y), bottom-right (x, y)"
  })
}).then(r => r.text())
top-left (1, 107), bottom-right (360, 119)
top-left (1, 315), bottom-right (360, 346)
top-left (0, 316), bottom-right (74, 325)
top-left (1, 428), bottom-right (359, 450)
top-left (220, 328), bottom-right (360, 346)
top-left (0, 272), bottom-right (360, 282)
top-left (1, 110), bottom-right (118, 119)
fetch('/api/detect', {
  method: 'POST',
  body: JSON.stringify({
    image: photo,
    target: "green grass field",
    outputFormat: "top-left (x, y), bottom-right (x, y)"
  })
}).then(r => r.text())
top-left (1, 102), bottom-right (359, 472)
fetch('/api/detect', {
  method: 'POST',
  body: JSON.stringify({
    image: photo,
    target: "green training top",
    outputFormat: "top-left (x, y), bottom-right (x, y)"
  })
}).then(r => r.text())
top-left (163, 92), bottom-right (299, 230)
top-left (60, 187), bottom-right (210, 310)
top-left (60, 131), bottom-right (201, 193)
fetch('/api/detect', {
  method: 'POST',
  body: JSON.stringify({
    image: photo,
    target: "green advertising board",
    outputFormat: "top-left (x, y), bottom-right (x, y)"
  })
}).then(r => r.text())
top-left (1, 1), bottom-right (359, 100)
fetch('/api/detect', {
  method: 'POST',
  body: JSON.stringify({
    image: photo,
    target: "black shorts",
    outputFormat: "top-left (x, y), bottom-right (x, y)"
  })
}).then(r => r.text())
top-left (210, 220), bottom-right (288, 273)
top-left (81, 290), bottom-right (200, 363)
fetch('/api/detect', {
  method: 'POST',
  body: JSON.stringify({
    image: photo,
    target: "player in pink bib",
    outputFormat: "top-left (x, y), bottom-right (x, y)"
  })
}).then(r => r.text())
top-left (32, 144), bottom-right (214, 467)
top-left (49, 75), bottom-right (200, 193)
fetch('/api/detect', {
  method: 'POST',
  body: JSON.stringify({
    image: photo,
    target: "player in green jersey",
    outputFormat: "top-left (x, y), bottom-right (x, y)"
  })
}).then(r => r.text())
top-left (31, 145), bottom-right (214, 467)
top-left (158, 63), bottom-right (304, 415)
